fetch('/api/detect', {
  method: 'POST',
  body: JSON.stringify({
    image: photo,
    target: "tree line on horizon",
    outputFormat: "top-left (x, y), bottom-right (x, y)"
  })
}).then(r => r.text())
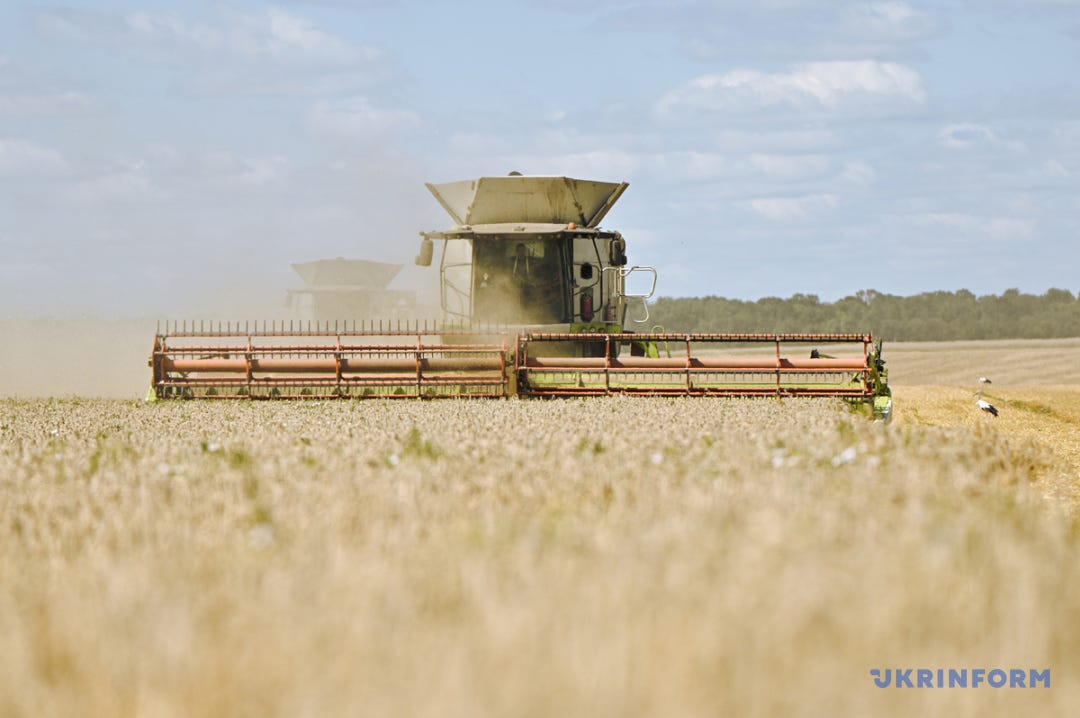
top-left (647, 288), bottom-right (1080, 341)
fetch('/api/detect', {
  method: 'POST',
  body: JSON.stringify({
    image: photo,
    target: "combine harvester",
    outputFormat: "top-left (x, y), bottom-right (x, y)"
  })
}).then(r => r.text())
top-left (149, 175), bottom-right (891, 420)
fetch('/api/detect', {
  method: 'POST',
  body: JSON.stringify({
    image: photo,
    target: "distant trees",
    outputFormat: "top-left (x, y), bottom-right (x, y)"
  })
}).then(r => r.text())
top-left (647, 288), bottom-right (1080, 341)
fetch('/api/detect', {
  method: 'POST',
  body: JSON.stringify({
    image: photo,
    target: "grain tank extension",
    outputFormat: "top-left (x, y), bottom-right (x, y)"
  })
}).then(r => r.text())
top-left (149, 175), bottom-right (891, 420)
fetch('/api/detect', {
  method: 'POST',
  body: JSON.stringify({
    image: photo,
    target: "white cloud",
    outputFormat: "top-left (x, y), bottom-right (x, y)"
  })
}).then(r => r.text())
top-left (938, 123), bottom-right (1024, 151)
top-left (939, 123), bottom-right (995, 149)
top-left (39, 7), bottom-right (377, 67)
top-left (1017, 0), bottom-right (1080, 7)
top-left (223, 8), bottom-right (375, 65)
top-left (30, 8), bottom-right (103, 42)
top-left (0, 138), bottom-right (68, 175)
top-left (488, 148), bottom-right (829, 186)
top-left (1052, 121), bottom-right (1080, 147)
top-left (0, 91), bottom-right (92, 116)
top-left (651, 151), bottom-right (727, 182)
top-left (711, 129), bottom-right (839, 153)
top-left (1033, 159), bottom-right (1071, 180)
top-left (193, 151), bottom-right (290, 189)
top-left (988, 159), bottom-right (1072, 187)
top-left (124, 11), bottom-right (223, 53)
top-left (738, 193), bottom-right (839, 220)
top-left (306, 97), bottom-right (421, 140)
top-left (0, 54), bottom-right (94, 117)
top-left (168, 7), bottom-right (377, 65)
top-left (498, 150), bottom-right (642, 181)
top-left (446, 136), bottom-right (852, 189)
top-left (838, 2), bottom-right (940, 43)
top-left (746, 153), bottom-right (831, 179)
top-left (840, 161), bottom-right (876, 185)
top-left (657, 60), bottom-right (926, 118)
top-left (265, 9), bottom-right (356, 61)
top-left (914, 213), bottom-right (1036, 240)
top-left (447, 133), bottom-right (516, 155)
top-left (82, 146), bottom-right (291, 199)
top-left (855, 2), bottom-right (921, 26)
top-left (612, 1), bottom-right (942, 63)
top-left (66, 165), bottom-right (168, 205)
top-left (286, 0), bottom-right (394, 7)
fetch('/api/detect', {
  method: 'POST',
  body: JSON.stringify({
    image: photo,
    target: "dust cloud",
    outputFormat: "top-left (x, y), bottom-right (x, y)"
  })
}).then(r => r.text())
top-left (1, 318), bottom-right (156, 399)
top-left (1, 253), bottom-right (441, 399)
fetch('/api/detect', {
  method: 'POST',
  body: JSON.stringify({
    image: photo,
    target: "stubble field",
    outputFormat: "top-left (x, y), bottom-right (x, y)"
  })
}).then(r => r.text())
top-left (2, 339), bottom-right (1080, 717)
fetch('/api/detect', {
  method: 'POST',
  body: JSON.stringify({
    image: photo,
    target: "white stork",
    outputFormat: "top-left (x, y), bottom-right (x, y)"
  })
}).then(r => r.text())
top-left (978, 377), bottom-right (992, 384)
top-left (975, 390), bottom-right (999, 417)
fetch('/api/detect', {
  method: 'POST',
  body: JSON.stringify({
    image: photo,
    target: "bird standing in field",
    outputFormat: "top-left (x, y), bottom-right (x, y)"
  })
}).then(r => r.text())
top-left (975, 389), bottom-right (999, 417)
top-left (978, 376), bottom-right (992, 384)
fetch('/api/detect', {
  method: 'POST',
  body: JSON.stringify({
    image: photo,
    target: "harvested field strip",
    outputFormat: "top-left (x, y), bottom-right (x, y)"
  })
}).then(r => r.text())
top-left (884, 338), bottom-right (1080, 386)
top-left (893, 385), bottom-right (1080, 509)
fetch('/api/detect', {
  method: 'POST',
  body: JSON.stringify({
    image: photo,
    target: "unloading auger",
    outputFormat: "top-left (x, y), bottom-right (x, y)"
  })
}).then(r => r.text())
top-left (149, 175), bottom-right (892, 420)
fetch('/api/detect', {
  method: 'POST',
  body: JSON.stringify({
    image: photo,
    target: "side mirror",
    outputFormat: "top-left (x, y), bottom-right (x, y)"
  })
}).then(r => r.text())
top-left (415, 237), bottom-right (433, 267)
top-left (580, 262), bottom-right (594, 280)
top-left (610, 238), bottom-right (627, 267)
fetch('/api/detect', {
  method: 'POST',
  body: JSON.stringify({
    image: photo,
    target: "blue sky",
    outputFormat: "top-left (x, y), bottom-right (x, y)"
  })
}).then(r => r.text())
top-left (2, 0), bottom-right (1079, 317)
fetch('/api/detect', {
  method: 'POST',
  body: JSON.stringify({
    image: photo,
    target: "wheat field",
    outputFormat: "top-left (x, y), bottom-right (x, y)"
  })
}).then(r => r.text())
top-left (2, 340), bottom-right (1080, 717)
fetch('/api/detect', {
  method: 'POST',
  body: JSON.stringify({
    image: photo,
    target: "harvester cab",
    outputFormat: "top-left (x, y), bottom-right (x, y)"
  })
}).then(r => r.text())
top-left (148, 174), bottom-right (891, 422)
top-left (415, 175), bottom-right (655, 339)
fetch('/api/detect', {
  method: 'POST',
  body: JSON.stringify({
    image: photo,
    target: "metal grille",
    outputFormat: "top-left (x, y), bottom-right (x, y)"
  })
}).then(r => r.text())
top-left (517, 332), bottom-right (874, 399)
top-left (150, 320), bottom-right (510, 400)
